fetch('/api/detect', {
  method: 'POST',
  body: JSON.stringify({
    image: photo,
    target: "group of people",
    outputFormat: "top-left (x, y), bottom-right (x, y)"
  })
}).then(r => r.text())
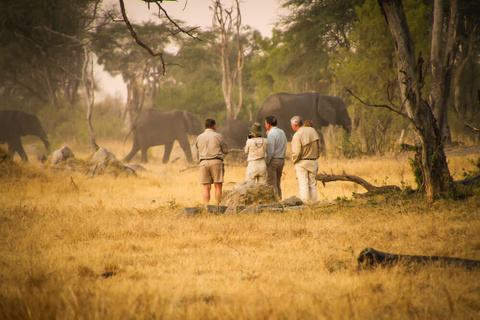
top-left (194, 116), bottom-right (321, 204)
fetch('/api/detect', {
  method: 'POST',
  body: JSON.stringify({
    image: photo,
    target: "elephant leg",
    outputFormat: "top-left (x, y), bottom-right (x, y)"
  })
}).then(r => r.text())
top-left (177, 136), bottom-right (193, 163)
top-left (140, 146), bottom-right (149, 163)
top-left (163, 142), bottom-right (173, 164)
top-left (124, 139), bottom-right (140, 163)
top-left (10, 137), bottom-right (28, 162)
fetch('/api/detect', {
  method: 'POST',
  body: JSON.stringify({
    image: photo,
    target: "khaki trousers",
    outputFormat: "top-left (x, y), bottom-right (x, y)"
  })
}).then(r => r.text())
top-left (294, 160), bottom-right (318, 201)
top-left (246, 159), bottom-right (267, 184)
top-left (267, 158), bottom-right (285, 199)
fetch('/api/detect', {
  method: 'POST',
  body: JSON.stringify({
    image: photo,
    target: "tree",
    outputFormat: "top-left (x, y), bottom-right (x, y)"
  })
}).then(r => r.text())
top-left (92, 22), bottom-right (175, 127)
top-left (212, 0), bottom-right (245, 120)
top-left (453, 0), bottom-right (480, 136)
top-left (376, 0), bottom-right (454, 200)
top-left (0, 0), bottom-right (100, 108)
top-left (332, 0), bottom-right (430, 154)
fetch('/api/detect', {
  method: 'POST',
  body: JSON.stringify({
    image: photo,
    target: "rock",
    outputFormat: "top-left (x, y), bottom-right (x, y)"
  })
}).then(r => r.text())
top-left (225, 205), bottom-right (246, 215)
top-left (281, 195), bottom-right (303, 207)
top-left (51, 146), bottom-right (74, 165)
top-left (205, 205), bottom-right (228, 214)
top-left (219, 181), bottom-right (278, 207)
top-left (284, 205), bottom-right (307, 211)
top-left (90, 147), bottom-right (116, 166)
top-left (89, 147), bottom-right (136, 177)
top-left (183, 207), bottom-right (200, 216)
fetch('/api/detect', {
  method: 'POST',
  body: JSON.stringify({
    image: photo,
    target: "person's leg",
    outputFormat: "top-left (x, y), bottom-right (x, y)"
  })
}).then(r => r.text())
top-left (203, 183), bottom-right (212, 203)
top-left (308, 170), bottom-right (317, 201)
top-left (267, 163), bottom-right (277, 188)
top-left (245, 162), bottom-right (255, 182)
top-left (295, 164), bottom-right (310, 200)
top-left (275, 159), bottom-right (285, 199)
top-left (214, 183), bottom-right (223, 201)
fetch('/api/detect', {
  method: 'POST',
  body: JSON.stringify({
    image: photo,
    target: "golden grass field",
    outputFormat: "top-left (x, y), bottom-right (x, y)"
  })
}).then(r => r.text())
top-left (1, 139), bottom-right (480, 319)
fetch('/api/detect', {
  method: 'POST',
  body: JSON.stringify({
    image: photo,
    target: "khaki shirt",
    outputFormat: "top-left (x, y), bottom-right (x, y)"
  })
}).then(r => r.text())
top-left (244, 137), bottom-right (268, 161)
top-left (291, 126), bottom-right (320, 164)
top-left (194, 129), bottom-right (228, 161)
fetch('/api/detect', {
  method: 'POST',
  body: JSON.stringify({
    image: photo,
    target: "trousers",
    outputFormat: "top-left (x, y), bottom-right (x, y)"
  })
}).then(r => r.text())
top-left (246, 159), bottom-right (267, 184)
top-left (294, 160), bottom-right (318, 201)
top-left (267, 158), bottom-right (285, 199)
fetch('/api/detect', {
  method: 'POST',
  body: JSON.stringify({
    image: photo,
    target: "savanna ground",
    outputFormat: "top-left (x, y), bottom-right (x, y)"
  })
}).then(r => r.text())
top-left (1, 139), bottom-right (480, 319)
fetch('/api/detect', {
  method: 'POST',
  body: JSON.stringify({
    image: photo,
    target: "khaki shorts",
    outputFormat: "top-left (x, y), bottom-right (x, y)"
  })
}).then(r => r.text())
top-left (199, 159), bottom-right (224, 184)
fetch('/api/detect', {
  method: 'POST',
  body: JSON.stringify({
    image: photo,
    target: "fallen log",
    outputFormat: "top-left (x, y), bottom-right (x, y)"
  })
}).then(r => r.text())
top-left (357, 247), bottom-right (480, 270)
top-left (316, 172), bottom-right (401, 195)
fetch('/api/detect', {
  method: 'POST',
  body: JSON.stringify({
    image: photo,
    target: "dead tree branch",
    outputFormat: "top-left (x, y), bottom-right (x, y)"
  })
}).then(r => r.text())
top-left (152, 1), bottom-right (201, 39)
top-left (346, 89), bottom-right (417, 128)
top-left (118, 0), bottom-right (201, 75)
top-left (119, 0), bottom-right (166, 73)
top-left (358, 247), bottom-right (480, 270)
top-left (316, 172), bottom-right (401, 195)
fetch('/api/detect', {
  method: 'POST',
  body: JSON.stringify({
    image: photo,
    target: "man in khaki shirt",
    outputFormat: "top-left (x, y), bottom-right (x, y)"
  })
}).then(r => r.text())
top-left (290, 116), bottom-right (320, 201)
top-left (194, 118), bottom-right (229, 203)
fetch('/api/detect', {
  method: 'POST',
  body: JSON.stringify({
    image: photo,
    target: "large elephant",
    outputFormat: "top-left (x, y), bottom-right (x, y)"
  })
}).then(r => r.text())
top-left (123, 109), bottom-right (203, 163)
top-left (0, 110), bottom-right (50, 162)
top-left (256, 92), bottom-right (352, 140)
top-left (217, 119), bottom-right (254, 149)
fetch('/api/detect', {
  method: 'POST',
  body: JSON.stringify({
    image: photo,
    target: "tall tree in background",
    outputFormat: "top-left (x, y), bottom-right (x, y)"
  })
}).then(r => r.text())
top-left (377, 0), bottom-right (454, 200)
top-left (453, 0), bottom-right (480, 136)
top-left (212, 0), bottom-right (245, 120)
top-left (332, 0), bottom-right (430, 154)
top-left (0, 0), bottom-right (100, 108)
top-left (92, 22), bottom-right (175, 128)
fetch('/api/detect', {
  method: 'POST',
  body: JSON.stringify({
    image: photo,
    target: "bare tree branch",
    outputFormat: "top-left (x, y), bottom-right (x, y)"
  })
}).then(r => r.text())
top-left (346, 89), bottom-right (416, 127)
top-left (153, 2), bottom-right (201, 39)
top-left (118, 0), bottom-right (166, 74)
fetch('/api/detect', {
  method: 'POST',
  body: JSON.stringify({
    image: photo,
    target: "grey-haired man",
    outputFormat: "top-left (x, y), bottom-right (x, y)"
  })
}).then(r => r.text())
top-left (290, 115), bottom-right (320, 201)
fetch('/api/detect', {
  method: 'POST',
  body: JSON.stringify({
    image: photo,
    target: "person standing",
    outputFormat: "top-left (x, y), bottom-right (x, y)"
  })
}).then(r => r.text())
top-left (290, 115), bottom-right (320, 201)
top-left (194, 118), bottom-right (229, 204)
top-left (244, 122), bottom-right (268, 184)
top-left (264, 115), bottom-right (287, 199)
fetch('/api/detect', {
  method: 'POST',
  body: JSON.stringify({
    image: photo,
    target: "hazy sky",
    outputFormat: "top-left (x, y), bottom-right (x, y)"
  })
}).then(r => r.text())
top-left (98, 0), bottom-right (282, 100)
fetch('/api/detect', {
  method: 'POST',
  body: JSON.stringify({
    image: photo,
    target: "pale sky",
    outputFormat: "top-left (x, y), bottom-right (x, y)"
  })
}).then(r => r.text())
top-left (97, 0), bottom-right (282, 101)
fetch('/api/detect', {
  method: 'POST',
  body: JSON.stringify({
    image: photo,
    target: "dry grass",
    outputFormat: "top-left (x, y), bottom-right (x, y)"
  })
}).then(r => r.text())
top-left (1, 139), bottom-right (480, 319)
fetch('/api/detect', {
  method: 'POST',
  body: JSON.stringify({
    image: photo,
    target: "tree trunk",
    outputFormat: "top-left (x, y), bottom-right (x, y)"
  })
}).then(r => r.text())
top-left (83, 46), bottom-right (97, 152)
top-left (378, 0), bottom-right (454, 201)
top-left (429, 0), bottom-right (458, 145)
top-left (213, 0), bottom-right (243, 120)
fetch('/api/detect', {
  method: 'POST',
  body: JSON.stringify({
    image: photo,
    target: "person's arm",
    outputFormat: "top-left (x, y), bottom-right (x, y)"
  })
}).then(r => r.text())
top-left (194, 138), bottom-right (200, 161)
top-left (244, 139), bottom-right (250, 154)
top-left (221, 137), bottom-right (229, 155)
top-left (265, 134), bottom-right (274, 164)
top-left (291, 134), bottom-right (301, 164)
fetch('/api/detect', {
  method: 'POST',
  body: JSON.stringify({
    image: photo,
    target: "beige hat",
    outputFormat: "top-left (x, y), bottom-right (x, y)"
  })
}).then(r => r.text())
top-left (248, 122), bottom-right (263, 136)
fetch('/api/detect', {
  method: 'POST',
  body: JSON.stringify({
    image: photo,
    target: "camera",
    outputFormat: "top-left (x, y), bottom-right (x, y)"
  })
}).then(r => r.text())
top-left (246, 134), bottom-right (254, 140)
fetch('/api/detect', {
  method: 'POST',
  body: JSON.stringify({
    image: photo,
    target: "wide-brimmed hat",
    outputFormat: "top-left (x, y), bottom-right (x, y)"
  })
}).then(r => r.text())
top-left (248, 122), bottom-right (263, 136)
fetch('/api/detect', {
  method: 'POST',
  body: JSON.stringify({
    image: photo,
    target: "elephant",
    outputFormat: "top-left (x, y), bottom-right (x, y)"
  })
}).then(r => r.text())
top-left (217, 119), bottom-right (254, 149)
top-left (0, 110), bottom-right (50, 162)
top-left (123, 109), bottom-right (203, 163)
top-left (255, 92), bottom-right (352, 141)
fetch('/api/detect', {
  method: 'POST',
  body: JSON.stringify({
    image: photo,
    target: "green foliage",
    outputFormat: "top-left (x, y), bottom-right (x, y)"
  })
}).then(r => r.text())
top-left (155, 28), bottom-right (260, 122)
top-left (36, 98), bottom-right (124, 148)
top-left (329, 0), bottom-right (430, 155)
top-left (0, 0), bottom-right (102, 107)
top-left (409, 152), bottom-right (424, 192)
top-left (92, 22), bottom-right (174, 83)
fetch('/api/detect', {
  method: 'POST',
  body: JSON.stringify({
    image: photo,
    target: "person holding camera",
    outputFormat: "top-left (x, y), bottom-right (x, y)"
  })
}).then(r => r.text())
top-left (244, 122), bottom-right (268, 184)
